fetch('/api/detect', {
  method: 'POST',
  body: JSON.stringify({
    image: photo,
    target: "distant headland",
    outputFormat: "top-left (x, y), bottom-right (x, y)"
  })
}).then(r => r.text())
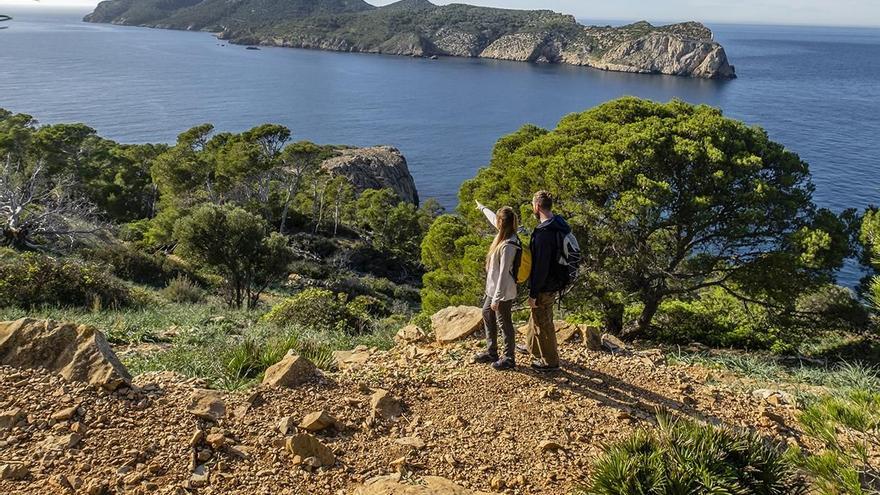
top-left (84, 0), bottom-right (735, 79)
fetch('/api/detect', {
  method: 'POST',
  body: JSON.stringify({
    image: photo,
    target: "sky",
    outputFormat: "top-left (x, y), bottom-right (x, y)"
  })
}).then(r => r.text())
top-left (1, 0), bottom-right (878, 28)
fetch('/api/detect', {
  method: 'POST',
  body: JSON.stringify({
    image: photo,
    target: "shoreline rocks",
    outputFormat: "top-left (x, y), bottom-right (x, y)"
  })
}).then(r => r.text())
top-left (84, 2), bottom-right (735, 79)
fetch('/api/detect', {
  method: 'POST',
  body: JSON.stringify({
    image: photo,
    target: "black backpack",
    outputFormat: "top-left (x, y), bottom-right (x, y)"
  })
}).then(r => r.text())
top-left (556, 230), bottom-right (581, 291)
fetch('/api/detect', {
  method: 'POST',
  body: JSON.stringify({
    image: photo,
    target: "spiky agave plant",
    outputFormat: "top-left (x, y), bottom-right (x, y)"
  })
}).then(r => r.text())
top-left (584, 412), bottom-right (806, 495)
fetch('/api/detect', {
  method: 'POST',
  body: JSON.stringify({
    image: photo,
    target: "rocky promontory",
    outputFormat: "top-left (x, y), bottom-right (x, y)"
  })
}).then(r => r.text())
top-left (84, 0), bottom-right (735, 79)
top-left (322, 146), bottom-right (419, 205)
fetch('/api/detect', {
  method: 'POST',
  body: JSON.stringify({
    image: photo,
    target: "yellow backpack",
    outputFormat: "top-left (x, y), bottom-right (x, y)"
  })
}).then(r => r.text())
top-left (509, 235), bottom-right (532, 285)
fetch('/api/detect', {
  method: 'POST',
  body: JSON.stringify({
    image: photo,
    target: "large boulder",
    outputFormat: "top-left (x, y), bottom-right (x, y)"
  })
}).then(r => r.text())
top-left (321, 146), bottom-right (419, 205)
top-left (262, 350), bottom-right (316, 388)
top-left (432, 306), bottom-right (483, 344)
top-left (352, 476), bottom-right (492, 494)
top-left (0, 319), bottom-right (131, 390)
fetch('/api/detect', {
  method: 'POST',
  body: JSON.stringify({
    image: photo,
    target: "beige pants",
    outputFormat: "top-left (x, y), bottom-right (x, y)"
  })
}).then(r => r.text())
top-left (526, 292), bottom-right (559, 367)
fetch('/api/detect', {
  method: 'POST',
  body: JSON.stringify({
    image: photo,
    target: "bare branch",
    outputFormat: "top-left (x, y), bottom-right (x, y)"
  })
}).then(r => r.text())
top-left (0, 157), bottom-right (106, 250)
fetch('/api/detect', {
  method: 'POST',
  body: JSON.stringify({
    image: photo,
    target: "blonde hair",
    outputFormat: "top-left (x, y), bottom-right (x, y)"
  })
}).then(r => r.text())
top-left (486, 207), bottom-right (517, 269)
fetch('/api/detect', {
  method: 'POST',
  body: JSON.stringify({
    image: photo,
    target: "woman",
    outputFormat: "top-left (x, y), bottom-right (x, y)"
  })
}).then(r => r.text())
top-left (473, 205), bottom-right (519, 370)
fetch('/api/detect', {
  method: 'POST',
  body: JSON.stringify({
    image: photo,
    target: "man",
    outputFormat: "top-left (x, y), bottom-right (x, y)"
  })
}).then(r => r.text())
top-left (526, 190), bottom-right (571, 372)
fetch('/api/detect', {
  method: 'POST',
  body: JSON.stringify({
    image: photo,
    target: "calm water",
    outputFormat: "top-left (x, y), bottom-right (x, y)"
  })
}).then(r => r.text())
top-left (2, 7), bottom-right (880, 280)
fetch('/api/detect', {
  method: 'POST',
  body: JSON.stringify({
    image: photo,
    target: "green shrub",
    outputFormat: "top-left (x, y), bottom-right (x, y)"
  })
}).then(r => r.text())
top-left (420, 215), bottom-right (487, 314)
top-left (347, 294), bottom-right (389, 318)
top-left (80, 242), bottom-right (195, 287)
top-left (584, 413), bottom-right (805, 495)
top-left (329, 275), bottom-right (420, 311)
top-left (0, 250), bottom-right (131, 309)
top-left (653, 284), bottom-right (870, 353)
top-left (125, 320), bottom-right (396, 389)
top-left (161, 275), bottom-right (204, 304)
top-left (128, 286), bottom-right (164, 308)
top-left (795, 284), bottom-right (870, 332)
top-left (289, 233), bottom-right (338, 259)
top-left (264, 288), bottom-right (365, 333)
top-left (173, 204), bottom-right (294, 309)
top-left (653, 288), bottom-right (781, 350)
top-left (288, 260), bottom-right (333, 281)
top-left (409, 312), bottom-right (432, 333)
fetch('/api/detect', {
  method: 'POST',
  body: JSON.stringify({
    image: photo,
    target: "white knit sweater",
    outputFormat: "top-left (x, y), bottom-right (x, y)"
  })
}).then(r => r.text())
top-left (477, 202), bottom-right (519, 303)
top-left (485, 237), bottom-right (518, 303)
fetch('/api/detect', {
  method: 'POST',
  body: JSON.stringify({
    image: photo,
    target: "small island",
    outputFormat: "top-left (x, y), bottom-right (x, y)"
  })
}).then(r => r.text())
top-left (84, 0), bottom-right (736, 79)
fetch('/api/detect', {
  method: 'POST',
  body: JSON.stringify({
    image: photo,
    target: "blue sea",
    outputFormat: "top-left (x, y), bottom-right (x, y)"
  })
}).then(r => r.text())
top-left (1, 7), bottom-right (879, 281)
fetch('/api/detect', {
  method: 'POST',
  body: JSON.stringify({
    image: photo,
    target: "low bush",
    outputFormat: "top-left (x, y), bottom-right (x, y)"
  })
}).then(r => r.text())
top-left (652, 288), bottom-right (781, 350)
top-left (651, 284), bottom-right (869, 353)
top-left (161, 275), bottom-right (204, 304)
top-left (583, 412), bottom-right (805, 495)
top-left (795, 284), bottom-right (871, 332)
top-left (80, 242), bottom-right (195, 288)
top-left (288, 260), bottom-right (333, 281)
top-left (347, 294), bottom-right (389, 319)
top-left (263, 288), bottom-right (366, 333)
top-left (289, 232), bottom-right (338, 259)
top-left (408, 312), bottom-right (432, 333)
top-left (125, 320), bottom-right (397, 389)
top-left (0, 250), bottom-right (131, 309)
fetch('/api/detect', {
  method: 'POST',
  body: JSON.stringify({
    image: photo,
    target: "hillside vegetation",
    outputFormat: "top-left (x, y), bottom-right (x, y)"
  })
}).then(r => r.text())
top-left (2, 98), bottom-right (879, 493)
top-left (84, 0), bottom-right (736, 78)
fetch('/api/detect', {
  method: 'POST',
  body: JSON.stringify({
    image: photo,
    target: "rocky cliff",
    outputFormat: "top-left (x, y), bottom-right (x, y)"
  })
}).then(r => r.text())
top-left (322, 146), bottom-right (420, 205)
top-left (84, 0), bottom-right (735, 79)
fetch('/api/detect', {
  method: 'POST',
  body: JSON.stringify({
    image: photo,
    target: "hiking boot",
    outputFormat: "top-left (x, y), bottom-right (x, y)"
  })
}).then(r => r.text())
top-left (492, 358), bottom-right (515, 370)
top-left (473, 351), bottom-right (499, 364)
top-left (531, 360), bottom-right (560, 373)
top-left (515, 344), bottom-right (529, 355)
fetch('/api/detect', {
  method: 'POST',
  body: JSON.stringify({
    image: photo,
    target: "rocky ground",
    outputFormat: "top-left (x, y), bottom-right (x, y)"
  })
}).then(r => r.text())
top-left (0, 322), bottom-right (808, 495)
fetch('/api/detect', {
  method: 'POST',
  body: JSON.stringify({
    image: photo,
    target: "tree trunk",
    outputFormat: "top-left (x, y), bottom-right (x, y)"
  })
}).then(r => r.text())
top-left (602, 301), bottom-right (625, 335)
top-left (314, 184), bottom-right (326, 234)
top-left (279, 188), bottom-right (292, 234)
top-left (624, 296), bottom-right (661, 340)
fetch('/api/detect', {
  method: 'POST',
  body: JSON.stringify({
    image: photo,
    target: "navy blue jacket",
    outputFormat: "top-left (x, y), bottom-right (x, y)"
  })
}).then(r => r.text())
top-left (528, 215), bottom-right (571, 299)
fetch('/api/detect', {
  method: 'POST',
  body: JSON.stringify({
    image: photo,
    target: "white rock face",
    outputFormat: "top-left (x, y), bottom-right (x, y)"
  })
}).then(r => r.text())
top-left (586, 33), bottom-right (736, 78)
top-left (480, 33), bottom-right (559, 62)
top-left (432, 28), bottom-right (482, 57)
top-left (321, 146), bottom-right (420, 205)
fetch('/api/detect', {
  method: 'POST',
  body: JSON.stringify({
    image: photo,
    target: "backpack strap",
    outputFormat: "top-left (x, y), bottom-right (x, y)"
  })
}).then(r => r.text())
top-left (504, 236), bottom-right (523, 281)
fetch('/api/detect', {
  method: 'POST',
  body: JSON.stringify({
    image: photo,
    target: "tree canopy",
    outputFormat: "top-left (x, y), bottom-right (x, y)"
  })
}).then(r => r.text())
top-left (427, 97), bottom-right (849, 335)
top-left (0, 110), bottom-right (162, 249)
top-left (174, 204), bottom-right (293, 309)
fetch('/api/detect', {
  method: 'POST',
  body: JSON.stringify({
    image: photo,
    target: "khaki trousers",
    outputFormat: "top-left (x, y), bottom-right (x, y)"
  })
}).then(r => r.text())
top-left (526, 292), bottom-right (559, 367)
